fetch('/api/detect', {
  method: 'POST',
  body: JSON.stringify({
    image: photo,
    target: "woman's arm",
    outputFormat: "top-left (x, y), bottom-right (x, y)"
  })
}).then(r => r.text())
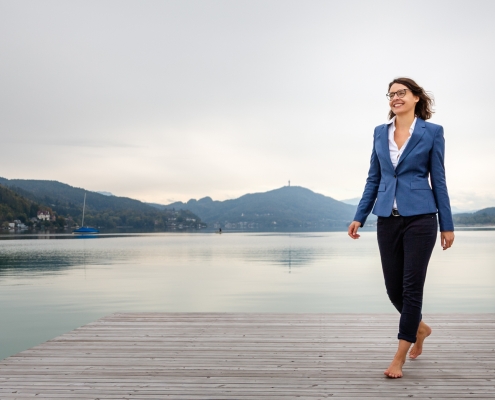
top-left (353, 129), bottom-right (382, 228)
top-left (429, 125), bottom-right (455, 232)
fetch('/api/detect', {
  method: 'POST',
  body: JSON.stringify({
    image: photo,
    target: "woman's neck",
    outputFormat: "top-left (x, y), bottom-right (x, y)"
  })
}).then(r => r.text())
top-left (395, 113), bottom-right (416, 130)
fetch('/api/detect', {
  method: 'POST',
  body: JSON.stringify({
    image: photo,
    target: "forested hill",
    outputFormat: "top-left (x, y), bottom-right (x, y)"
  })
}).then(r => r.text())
top-left (0, 177), bottom-right (204, 230)
top-left (152, 186), bottom-right (362, 229)
top-left (0, 177), bottom-right (152, 213)
top-left (453, 207), bottom-right (495, 225)
top-left (0, 184), bottom-right (48, 224)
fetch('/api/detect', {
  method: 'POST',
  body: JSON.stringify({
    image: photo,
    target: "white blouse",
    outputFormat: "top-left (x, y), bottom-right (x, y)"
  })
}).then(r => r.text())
top-left (387, 116), bottom-right (417, 210)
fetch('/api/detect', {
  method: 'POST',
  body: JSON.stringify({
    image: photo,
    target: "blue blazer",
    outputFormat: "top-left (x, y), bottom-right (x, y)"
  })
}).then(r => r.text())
top-left (354, 118), bottom-right (454, 232)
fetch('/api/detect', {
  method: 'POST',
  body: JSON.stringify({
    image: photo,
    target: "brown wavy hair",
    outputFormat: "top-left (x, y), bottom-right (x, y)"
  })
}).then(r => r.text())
top-left (388, 77), bottom-right (435, 121)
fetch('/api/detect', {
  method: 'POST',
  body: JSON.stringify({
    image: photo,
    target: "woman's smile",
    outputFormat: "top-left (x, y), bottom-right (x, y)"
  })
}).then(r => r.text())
top-left (388, 83), bottom-right (419, 116)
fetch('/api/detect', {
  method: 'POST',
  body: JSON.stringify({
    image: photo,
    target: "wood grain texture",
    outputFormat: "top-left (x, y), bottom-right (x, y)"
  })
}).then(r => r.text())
top-left (1, 313), bottom-right (494, 399)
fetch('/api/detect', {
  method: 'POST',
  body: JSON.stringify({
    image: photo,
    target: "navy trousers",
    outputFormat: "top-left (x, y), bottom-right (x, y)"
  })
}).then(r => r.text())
top-left (377, 213), bottom-right (437, 343)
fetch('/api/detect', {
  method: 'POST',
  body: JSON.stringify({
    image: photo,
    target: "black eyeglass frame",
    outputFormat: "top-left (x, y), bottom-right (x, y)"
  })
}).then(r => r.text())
top-left (386, 88), bottom-right (410, 101)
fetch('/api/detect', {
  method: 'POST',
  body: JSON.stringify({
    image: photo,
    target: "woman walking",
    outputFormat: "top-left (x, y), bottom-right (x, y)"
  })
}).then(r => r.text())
top-left (348, 77), bottom-right (455, 378)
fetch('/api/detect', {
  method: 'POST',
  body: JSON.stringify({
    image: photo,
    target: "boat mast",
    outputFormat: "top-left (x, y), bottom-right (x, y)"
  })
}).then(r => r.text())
top-left (81, 192), bottom-right (86, 227)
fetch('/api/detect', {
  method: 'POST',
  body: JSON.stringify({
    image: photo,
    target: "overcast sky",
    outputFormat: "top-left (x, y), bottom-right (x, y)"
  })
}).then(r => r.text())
top-left (1, 0), bottom-right (494, 210)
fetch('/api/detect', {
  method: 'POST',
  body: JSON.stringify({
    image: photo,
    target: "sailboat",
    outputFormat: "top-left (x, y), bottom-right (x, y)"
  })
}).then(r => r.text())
top-left (72, 193), bottom-right (99, 234)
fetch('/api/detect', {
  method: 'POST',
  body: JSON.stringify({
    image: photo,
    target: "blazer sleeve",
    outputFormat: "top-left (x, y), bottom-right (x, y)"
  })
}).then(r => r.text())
top-left (353, 128), bottom-right (381, 227)
top-left (429, 125), bottom-right (454, 231)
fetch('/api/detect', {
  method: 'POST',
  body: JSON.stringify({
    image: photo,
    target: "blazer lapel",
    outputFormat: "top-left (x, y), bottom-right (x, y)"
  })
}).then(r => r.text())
top-left (397, 118), bottom-right (426, 167)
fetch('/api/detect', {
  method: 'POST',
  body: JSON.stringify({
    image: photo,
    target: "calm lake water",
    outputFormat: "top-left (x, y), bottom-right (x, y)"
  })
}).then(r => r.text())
top-left (0, 231), bottom-right (494, 360)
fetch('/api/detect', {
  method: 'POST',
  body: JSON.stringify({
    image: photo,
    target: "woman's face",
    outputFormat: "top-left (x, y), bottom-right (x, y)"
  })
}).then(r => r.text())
top-left (388, 83), bottom-right (419, 117)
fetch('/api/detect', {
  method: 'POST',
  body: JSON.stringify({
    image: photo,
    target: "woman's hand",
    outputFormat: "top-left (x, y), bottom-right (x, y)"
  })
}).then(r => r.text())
top-left (348, 221), bottom-right (361, 239)
top-left (441, 231), bottom-right (455, 250)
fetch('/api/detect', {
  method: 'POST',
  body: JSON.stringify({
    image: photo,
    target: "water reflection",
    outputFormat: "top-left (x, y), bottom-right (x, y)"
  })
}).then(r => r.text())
top-left (0, 232), bottom-right (142, 240)
top-left (73, 234), bottom-right (99, 239)
top-left (241, 245), bottom-right (318, 270)
top-left (0, 240), bottom-right (135, 277)
top-left (0, 233), bottom-right (330, 276)
top-left (0, 248), bottom-right (89, 276)
top-left (240, 233), bottom-right (356, 271)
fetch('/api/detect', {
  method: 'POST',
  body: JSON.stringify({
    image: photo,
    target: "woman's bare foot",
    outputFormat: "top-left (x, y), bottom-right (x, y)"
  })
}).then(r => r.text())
top-left (384, 356), bottom-right (405, 378)
top-left (409, 321), bottom-right (432, 359)
top-left (384, 340), bottom-right (411, 378)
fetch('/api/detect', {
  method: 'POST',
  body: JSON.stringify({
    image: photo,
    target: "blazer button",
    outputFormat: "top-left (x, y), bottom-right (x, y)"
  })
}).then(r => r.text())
top-left (394, 175), bottom-right (397, 178)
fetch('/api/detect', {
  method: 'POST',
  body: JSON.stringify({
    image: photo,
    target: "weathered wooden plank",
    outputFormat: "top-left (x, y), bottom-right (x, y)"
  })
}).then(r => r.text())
top-left (2, 396), bottom-right (494, 399)
top-left (1, 388), bottom-right (495, 396)
top-left (1, 378), bottom-right (494, 385)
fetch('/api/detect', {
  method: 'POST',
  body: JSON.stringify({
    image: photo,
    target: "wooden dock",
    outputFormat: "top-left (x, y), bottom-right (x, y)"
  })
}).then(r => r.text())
top-left (1, 313), bottom-right (494, 399)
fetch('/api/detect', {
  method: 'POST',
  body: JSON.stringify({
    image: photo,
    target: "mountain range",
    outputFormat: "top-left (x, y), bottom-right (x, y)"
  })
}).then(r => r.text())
top-left (1, 177), bottom-right (493, 230)
top-left (150, 186), bottom-right (365, 229)
top-left (0, 178), bottom-right (363, 230)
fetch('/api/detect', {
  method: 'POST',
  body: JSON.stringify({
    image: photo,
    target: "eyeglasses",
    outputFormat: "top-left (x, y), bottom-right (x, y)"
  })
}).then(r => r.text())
top-left (386, 88), bottom-right (409, 101)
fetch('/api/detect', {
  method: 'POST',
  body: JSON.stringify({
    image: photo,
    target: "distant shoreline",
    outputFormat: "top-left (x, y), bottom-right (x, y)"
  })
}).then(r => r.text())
top-left (2, 226), bottom-right (494, 240)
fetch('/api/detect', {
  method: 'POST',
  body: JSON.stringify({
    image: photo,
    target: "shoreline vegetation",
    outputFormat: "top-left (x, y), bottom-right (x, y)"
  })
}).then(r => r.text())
top-left (1, 177), bottom-right (494, 232)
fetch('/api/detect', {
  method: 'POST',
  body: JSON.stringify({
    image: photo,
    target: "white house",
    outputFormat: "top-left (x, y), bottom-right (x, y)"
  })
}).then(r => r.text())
top-left (37, 211), bottom-right (51, 221)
